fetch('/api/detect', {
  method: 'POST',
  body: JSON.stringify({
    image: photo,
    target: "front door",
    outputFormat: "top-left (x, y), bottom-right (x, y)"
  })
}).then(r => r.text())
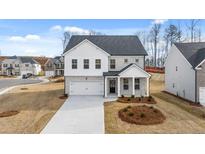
top-left (109, 79), bottom-right (116, 93)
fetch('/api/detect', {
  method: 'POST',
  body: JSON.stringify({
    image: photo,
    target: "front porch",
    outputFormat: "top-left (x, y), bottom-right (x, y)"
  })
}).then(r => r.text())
top-left (103, 63), bottom-right (151, 98)
top-left (104, 76), bottom-right (150, 97)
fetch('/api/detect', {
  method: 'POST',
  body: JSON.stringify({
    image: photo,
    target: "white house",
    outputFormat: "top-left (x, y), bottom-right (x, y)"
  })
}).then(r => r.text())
top-left (165, 42), bottom-right (205, 105)
top-left (63, 35), bottom-right (151, 97)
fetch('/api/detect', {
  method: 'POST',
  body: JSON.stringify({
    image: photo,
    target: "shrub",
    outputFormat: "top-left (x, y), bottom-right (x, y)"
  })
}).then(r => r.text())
top-left (121, 95), bottom-right (124, 98)
top-left (153, 109), bottom-right (158, 113)
top-left (149, 106), bottom-right (154, 109)
top-left (138, 98), bottom-right (141, 101)
top-left (140, 113), bottom-right (145, 118)
top-left (127, 105), bottom-right (131, 109)
top-left (127, 98), bottom-right (131, 101)
top-left (131, 95), bottom-right (135, 98)
top-left (123, 108), bottom-right (128, 112)
top-left (128, 112), bottom-right (134, 116)
top-left (149, 96), bottom-right (152, 99)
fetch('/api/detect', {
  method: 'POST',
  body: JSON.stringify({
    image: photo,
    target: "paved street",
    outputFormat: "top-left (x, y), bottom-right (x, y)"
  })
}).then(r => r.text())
top-left (0, 78), bottom-right (42, 91)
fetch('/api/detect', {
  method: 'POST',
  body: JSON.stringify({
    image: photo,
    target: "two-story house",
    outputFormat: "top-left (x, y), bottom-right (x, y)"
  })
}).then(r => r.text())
top-left (165, 42), bottom-right (205, 105)
top-left (1, 56), bottom-right (41, 76)
top-left (63, 35), bottom-right (151, 97)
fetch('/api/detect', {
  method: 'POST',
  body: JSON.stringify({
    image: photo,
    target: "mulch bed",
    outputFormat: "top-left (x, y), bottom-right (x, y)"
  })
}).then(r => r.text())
top-left (21, 88), bottom-right (28, 90)
top-left (119, 105), bottom-right (166, 125)
top-left (0, 111), bottom-right (19, 118)
top-left (118, 96), bottom-right (156, 104)
top-left (59, 94), bottom-right (68, 99)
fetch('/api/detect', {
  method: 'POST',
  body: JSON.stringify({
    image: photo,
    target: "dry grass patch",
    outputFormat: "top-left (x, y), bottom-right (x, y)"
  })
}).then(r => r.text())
top-left (0, 82), bottom-right (66, 133)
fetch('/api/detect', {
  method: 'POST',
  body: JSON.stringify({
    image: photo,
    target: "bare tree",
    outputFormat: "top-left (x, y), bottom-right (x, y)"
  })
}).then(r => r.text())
top-left (150, 24), bottom-right (161, 67)
top-left (62, 32), bottom-right (71, 51)
top-left (187, 19), bottom-right (200, 42)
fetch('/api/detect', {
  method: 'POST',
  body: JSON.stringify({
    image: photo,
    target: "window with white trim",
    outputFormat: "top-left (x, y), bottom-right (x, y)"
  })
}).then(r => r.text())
top-left (95, 59), bottom-right (101, 69)
top-left (123, 78), bottom-right (129, 90)
top-left (135, 59), bottom-right (139, 63)
top-left (135, 78), bottom-right (140, 90)
top-left (72, 59), bottom-right (77, 69)
top-left (110, 59), bottom-right (115, 69)
top-left (124, 59), bottom-right (128, 63)
top-left (84, 59), bottom-right (89, 69)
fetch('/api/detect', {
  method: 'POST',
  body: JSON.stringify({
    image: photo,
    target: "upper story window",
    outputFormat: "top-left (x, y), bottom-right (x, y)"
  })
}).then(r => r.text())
top-left (3, 64), bottom-right (7, 67)
top-left (124, 59), bottom-right (128, 63)
top-left (72, 59), bottom-right (77, 69)
top-left (123, 78), bottom-right (129, 90)
top-left (135, 78), bottom-right (140, 90)
top-left (84, 59), bottom-right (89, 69)
top-left (95, 59), bottom-right (101, 69)
top-left (135, 59), bottom-right (139, 63)
top-left (25, 64), bottom-right (29, 67)
top-left (15, 64), bottom-right (19, 67)
top-left (110, 59), bottom-right (115, 69)
top-left (176, 66), bottom-right (178, 71)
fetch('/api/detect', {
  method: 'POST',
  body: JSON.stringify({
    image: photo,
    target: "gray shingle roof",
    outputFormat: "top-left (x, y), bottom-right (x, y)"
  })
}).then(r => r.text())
top-left (64, 35), bottom-right (147, 56)
top-left (20, 56), bottom-right (37, 64)
top-left (174, 42), bottom-right (205, 68)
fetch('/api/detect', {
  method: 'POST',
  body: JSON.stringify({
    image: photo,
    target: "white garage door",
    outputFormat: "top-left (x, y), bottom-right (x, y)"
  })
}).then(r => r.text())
top-left (70, 81), bottom-right (104, 95)
top-left (199, 87), bottom-right (205, 105)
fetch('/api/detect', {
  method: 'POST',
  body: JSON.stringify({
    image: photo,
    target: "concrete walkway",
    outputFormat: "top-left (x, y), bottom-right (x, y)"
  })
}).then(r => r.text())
top-left (42, 96), bottom-right (116, 134)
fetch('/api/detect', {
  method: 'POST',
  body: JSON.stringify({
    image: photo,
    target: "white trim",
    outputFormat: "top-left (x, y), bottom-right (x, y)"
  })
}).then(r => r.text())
top-left (104, 76), bottom-right (107, 97)
top-left (63, 39), bottom-right (110, 57)
top-left (119, 63), bottom-right (151, 77)
top-left (132, 77), bottom-right (135, 95)
top-left (117, 77), bottom-right (120, 97)
top-left (195, 58), bottom-right (205, 69)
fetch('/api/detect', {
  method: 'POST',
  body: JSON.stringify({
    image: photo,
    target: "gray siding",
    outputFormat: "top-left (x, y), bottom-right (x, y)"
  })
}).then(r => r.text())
top-left (108, 56), bottom-right (144, 71)
top-left (196, 61), bottom-right (205, 102)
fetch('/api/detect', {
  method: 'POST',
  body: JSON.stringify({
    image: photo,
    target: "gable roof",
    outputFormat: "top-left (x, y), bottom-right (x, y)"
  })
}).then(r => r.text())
top-left (174, 42), bottom-right (205, 68)
top-left (19, 56), bottom-right (37, 64)
top-left (33, 57), bottom-right (49, 66)
top-left (64, 35), bottom-right (147, 56)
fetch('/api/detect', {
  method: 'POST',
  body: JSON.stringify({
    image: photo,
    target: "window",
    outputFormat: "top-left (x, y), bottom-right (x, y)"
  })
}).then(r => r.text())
top-left (84, 59), bottom-right (89, 69)
top-left (124, 59), bottom-right (128, 63)
top-left (15, 64), bottom-right (19, 67)
top-left (95, 59), bottom-right (101, 69)
top-left (123, 78), bottom-right (129, 90)
top-left (72, 59), bottom-right (77, 69)
top-left (135, 78), bottom-right (140, 90)
top-left (25, 64), bottom-right (29, 67)
top-left (176, 66), bottom-right (178, 71)
top-left (135, 59), bottom-right (139, 63)
top-left (110, 59), bottom-right (115, 69)
top-left (3, 64), bottom-right (7, 67)
top-left (173, 83), bottom-right (175, 88)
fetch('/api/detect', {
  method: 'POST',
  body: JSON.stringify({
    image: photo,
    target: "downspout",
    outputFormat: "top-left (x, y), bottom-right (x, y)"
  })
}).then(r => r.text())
top-left (195, 69), bottom-right (197, 103)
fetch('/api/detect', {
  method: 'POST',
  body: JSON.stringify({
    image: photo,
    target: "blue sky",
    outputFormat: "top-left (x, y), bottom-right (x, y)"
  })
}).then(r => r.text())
top-left (0, 19), bottom-right (204, 57)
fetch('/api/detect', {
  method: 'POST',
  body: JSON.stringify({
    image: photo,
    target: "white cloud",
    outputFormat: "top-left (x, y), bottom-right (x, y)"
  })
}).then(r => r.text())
top-left (152, 19), bottom-right (168, 24)
top-left (25, 34), bottom-right (40, 40)
top-left (64, 26), bottom-right (91, 34)
top-left (8, 34), bottom-right (40, 42)
top-left (50, 25), bottom-right (63, 31)
top-left (24, 49), bottom-right (37, 54)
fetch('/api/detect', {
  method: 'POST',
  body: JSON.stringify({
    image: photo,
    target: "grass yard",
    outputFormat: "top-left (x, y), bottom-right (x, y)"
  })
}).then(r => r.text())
top-left (0, 82), bottom-right (66, 133)
top-left (104, 73), bottom-right (205, 134)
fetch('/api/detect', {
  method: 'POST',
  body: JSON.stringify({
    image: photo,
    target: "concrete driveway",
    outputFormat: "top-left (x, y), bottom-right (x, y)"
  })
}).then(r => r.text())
top-left (41, 96), bottom-right (108, 134)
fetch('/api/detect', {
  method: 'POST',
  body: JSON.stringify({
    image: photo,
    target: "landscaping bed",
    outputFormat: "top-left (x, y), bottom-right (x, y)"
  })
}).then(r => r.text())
top-left (0, 110), bottom-right (19, 118)
top-left (117, 96), bottom-right (156, 104)
top-left (118, 105), bottom-right (166, 125)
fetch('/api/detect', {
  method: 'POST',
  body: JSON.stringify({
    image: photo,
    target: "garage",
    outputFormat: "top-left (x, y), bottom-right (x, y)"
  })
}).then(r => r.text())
top-left (70, 81), bottom-right (104, 95)
top-left (199, 87), bottom-right (205, 105)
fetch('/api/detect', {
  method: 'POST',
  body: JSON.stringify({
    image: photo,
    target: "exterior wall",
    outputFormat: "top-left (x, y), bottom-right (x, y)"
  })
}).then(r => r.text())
top-left (108, 56), bottom-right (144, 71)
top-left (65, 76), bottom-right (104, 95)
top-left (45, 60), bottom-right (55, 71)
top-left (1, 59), bottom-right (21, 76)
top-left (196, 61), bottom-right (205, 102)
top-left (64, 40), bottom-right (109, 76)
top-left (165, 45), bottom-right (196, 102)
top-left (45, 71), bottom-right (55, 77)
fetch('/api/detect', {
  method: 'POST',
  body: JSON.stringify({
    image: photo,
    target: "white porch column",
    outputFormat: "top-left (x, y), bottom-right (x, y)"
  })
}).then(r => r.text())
top-left (132, 77), bottom-right (135, 96)
top-left (104, 76), bottom-right (107, 97)
top-left (147, 77), bottom-right (150, 96)
top-left (117, 77), bottom-right (120, 97)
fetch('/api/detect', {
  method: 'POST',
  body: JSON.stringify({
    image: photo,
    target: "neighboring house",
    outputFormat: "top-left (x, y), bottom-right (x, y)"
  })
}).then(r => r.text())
top-left (165, 42), bottom-right (205, 105)
top-left (63, 35), bottom-right (151, 97)
top-left (45, 58), bottom-right (55, 77)
top-left (54, 56), bottom-right (64, 76)
top-left (0, 56), bottom-right (8, 75)
top-left (45, 56), bottom-right (64, 77)
top-left (33, 56), bottom-right (49, 75)
top-left (1, 56), bottom-right (41, 76)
